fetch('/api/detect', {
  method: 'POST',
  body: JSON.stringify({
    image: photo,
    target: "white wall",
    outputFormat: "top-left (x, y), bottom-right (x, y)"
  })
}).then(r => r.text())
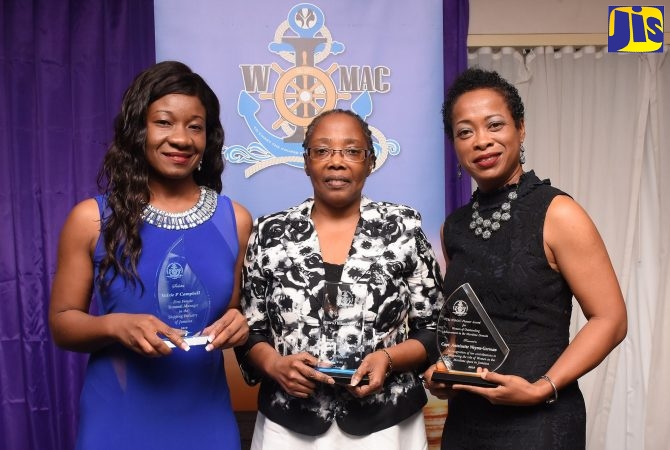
top-left (468, 0), bottom-right (670, 46)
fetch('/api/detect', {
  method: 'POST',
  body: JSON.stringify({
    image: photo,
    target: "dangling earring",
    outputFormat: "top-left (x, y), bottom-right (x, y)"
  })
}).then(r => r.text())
top-left (519, 145), bottom-right (526, 165)
top-left (457, 164), bottom-right (462, 179)
top-left (197, 159), bottom-right (203, 171)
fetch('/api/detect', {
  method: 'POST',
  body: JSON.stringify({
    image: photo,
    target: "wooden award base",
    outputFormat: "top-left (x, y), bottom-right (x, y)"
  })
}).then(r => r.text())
top-left (431, 369), bottom-right (498, 388)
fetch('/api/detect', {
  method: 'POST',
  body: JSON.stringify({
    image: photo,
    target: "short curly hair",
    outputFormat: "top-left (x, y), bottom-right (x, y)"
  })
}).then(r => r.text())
top-left (442, 68), bottom-right (525, 142)
top-left (302, 109), bottom-right (377, 168)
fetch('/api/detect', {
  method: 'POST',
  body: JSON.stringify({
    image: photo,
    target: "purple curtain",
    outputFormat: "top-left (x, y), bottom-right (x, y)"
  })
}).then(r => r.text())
top-left (0, 1), bottom-right (155, 449)
top-left (443, 0), bottom-right (471, 214)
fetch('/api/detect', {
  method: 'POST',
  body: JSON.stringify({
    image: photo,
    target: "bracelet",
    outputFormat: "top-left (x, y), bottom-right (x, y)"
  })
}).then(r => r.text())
top-left (380, 348), bottom-right (393, 377)
top-left (540, 375), bottom-right (558, 404)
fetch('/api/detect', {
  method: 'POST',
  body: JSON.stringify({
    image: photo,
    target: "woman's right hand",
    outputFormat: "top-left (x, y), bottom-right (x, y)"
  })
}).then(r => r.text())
top-left (107, 313), bottom-right (189, 356)
top-left (267, 352), bottom-right (335, 398)
top-left (422, 363), bottom-right (458, 400)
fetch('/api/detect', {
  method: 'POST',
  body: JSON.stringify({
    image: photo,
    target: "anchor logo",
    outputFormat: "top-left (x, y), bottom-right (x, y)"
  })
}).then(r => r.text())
top-left (224, 3), bottom-right (400, 177)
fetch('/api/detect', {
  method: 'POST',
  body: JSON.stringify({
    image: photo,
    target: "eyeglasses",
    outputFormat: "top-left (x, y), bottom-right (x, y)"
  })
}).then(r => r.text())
top-left (306, 147), bottom-right (370, 162)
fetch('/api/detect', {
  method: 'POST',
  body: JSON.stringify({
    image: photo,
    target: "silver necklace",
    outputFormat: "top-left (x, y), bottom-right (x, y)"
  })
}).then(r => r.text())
top-left (142, 186), bottom-right (217, 230)
top-left (470, 187), bottom-right (519, 240)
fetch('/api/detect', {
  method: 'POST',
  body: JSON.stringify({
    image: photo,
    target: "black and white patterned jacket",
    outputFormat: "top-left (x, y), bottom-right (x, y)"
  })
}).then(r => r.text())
top-left (236, 197), bottom-right (444, 436)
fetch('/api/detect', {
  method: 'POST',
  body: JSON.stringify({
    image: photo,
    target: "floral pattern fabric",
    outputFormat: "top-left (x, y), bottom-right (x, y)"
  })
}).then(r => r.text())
top-left (237, 197), bottom-right (444, 436)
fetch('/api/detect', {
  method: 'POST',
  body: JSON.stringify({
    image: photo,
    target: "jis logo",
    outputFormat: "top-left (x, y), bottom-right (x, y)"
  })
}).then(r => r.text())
top-left (223, 3), bottom-right (400, 177)
top-left (608, 6), bottom-right (664, 53)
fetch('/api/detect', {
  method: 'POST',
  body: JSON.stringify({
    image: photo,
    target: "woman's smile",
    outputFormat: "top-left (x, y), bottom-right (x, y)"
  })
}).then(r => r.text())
top-left (324, 176), bottom-right (351, 188)
top-left (164, 151), bottom-right (195, 165)
top-left (473, 153), bottom-right (501, 169)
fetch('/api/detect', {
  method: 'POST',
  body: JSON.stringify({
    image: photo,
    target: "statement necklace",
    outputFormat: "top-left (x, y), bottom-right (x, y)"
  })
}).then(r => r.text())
top-left (142, 186), bottom-right (217, 230)
top-left (470, 186), bottom-right (519, 240)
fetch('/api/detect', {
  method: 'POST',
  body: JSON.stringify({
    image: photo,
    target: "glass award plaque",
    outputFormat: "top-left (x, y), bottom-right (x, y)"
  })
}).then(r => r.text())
top-left (316, 282), bottom-right (368, 384)
top-left (432, 283), bottom-right (509, 387)
top-left (156, 237), bottom-right (211, 347)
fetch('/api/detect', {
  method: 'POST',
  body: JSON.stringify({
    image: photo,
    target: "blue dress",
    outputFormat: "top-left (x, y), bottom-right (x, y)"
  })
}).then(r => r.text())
top-left (76, 192), bottom-right (241, 450)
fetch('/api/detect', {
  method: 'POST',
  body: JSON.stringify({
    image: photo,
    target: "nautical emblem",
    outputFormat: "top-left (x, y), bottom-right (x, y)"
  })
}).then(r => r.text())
top-left (452, 299), bottom-right (468, 317)
top-left (224, 3), bottom-right (400, 177)
top-left (165, 262), bottom-right (184, 280)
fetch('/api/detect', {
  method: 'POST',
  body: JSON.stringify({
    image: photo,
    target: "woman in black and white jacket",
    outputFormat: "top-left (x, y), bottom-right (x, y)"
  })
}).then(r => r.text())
top-left (236, 109), bottom-right (444, 450)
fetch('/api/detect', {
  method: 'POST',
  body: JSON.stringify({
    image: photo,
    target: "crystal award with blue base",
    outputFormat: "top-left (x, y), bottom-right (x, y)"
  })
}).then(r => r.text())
top-left (316, 281), bottom-right (368, 384)
top-left (156, 237), bottom-right (211, 347)
top-left (432, 283), bottom-right (509, 387)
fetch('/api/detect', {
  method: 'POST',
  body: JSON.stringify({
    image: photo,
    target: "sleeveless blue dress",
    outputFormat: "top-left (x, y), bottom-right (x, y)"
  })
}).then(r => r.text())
top-left (76, 193), bottom-right (241, 450)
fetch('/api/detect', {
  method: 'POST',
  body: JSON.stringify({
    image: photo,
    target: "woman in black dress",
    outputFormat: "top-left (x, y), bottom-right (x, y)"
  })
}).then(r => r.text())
top-left (423, 68), bottom-right (627, 449)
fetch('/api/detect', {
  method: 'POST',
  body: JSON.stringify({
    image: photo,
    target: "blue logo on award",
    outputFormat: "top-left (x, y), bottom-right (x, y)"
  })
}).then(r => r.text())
top-left (166, 262), bottom-right (183, 280)
top-left (224, 3), bottom-right (400, 177)
top-left (608, 6), bottom-right (664, 53)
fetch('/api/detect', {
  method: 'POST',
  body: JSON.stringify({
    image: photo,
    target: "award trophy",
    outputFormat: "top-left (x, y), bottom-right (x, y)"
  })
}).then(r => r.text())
top-left (433, 283), bottom-right (509, 387)
top-left (316, 281), bottom-right (368, 384)
top-left (156, 237), bottom-right (211, 347)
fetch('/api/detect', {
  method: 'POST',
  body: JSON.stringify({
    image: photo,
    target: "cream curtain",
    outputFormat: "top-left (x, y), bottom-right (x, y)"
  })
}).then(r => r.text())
top-left (468, 46), bottom-right (669, 450)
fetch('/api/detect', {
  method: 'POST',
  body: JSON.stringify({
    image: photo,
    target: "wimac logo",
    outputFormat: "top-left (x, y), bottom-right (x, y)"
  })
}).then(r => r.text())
top-left (224, 3), bottom-right (400, 177)
top-left (608, 6), bottom-right (664, 53)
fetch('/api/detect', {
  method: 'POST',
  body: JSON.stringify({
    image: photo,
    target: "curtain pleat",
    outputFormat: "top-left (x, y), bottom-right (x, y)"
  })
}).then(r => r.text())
top-left (469, 45), bottom-right (669, 450)
top-left (0, 1), bottom-right (155, 449)
top-left (643, 50), bottom-right (669, 450)
top-left (443, 0), bottom-right (472, 214)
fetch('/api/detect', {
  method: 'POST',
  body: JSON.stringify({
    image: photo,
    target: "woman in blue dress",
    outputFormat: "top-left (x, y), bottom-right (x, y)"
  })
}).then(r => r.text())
top-left (49, 61), bottom-right (252, 450)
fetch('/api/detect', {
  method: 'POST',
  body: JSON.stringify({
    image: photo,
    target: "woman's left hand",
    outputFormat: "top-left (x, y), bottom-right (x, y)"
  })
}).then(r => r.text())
top-left (345, 350), bottom-right (391, 398)
top-left (201, 308), bottom-right (249, 351)
top-left (452, 369), bottom-right (549, 406)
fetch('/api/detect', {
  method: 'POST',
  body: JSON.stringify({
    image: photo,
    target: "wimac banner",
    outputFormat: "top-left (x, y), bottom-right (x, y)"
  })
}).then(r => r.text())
top-left (155, 0), bottom-right (446, 243)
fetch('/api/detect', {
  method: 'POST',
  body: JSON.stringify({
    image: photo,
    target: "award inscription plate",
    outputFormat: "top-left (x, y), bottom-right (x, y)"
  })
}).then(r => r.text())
top-left (433, 283), bottom-right (509, 387)
top-left (156, 237), bottom-right (211, 347)
top-left (316, 282), bottom-right (368, 384)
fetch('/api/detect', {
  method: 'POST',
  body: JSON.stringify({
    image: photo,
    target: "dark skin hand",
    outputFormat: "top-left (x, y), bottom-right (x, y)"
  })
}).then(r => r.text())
top-left (345, 350), bottom-right (393, 397)
top-left (201, 308), bottom-right (249, 351)
top-left (422, 360), bottom-right (459, 401)
top-left (264, 351), bottom-right (335, 398)
top-left (247, 346), bottom-right (393, 399)
top-left (423, 363), bottom-right (552, 406)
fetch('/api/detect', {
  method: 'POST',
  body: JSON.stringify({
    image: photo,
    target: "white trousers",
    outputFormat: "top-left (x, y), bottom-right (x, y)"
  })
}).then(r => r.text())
top-left (250, 410), bottom-right (428, 450)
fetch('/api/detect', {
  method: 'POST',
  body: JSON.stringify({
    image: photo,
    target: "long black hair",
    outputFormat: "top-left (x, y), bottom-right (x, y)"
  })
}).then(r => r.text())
top-left (96, 61), bottom-right (224, 289)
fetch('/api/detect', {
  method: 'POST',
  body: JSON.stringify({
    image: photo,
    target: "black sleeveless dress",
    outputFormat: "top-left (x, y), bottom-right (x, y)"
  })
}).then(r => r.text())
top-left (441, 171), bottom-right (586, 450)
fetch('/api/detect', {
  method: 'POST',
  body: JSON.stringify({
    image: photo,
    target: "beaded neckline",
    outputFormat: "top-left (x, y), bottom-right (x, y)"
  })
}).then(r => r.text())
top-left (470, 187), bottom-right (518, 240)
top-left (469, 174), bottom-right (529, 241)
top-left (142, 186), bottom-right (217, 230)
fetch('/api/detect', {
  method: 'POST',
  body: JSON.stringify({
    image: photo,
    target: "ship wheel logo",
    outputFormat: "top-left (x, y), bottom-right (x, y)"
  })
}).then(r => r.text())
top-left (224, 3), bottom-right (400, 177)
top-left (266, 64), bottom-right (344, 128)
